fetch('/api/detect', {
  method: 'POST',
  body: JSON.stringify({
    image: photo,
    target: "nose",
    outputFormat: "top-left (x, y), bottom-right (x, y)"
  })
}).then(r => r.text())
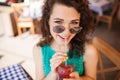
top-left (63, 24), bottom-right (71, 35)
top-left (64, 28), bottom-right (70, 34)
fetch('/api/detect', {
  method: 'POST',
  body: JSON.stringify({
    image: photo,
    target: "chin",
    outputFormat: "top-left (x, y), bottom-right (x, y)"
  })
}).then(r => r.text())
top-left (56, 40), bottom-right (64, 45)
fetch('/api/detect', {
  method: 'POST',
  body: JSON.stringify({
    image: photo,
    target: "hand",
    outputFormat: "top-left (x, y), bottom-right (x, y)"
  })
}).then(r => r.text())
top-left (63, 72), bottom-right (80, 80)
top-left (50, 52), bottom-right (68, 71)
top-left (64, 72), bottom-right (95, 80)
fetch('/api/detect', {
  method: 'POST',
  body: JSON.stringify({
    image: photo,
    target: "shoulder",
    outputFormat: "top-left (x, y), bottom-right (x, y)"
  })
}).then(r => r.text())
top-left (33, 45), bottom-right (42, 61)
top-left (33, 45), bottom-right (41, 55)
top-left (33, 45), bottom-right (45, 79)
top-left (84, 42), bottom-right (98, 62)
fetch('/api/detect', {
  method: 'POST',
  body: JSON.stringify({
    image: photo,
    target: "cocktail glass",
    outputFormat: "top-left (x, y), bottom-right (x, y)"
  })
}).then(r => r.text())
top-left (56, 64), bottom-right (74, 80)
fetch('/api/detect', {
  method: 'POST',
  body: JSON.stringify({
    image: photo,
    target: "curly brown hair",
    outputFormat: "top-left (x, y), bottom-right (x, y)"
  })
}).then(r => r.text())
top-left (37, 0), bottom-right (94, 58)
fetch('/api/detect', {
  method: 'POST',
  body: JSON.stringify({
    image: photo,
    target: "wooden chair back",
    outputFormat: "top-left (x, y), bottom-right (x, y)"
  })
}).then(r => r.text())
top-left (11, 3), bottom-right (35, 36)
top-left (93, 37), bottom-right (120, 80)
top-left (96, 1), bottom-right (120, 30)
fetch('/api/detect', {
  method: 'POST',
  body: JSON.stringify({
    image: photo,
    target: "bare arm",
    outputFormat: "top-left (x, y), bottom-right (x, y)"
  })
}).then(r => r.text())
top-left (33, 45), bottom-right (59, 80)
top-left (81, 44), bottom-right (98, 80)
top-left (33, 45), bottom-right (45, 80)
top-left (66, 44), bottom-right (98, 80)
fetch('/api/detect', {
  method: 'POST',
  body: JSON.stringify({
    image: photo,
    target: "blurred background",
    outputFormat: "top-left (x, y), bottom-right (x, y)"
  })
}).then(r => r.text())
top-left (0, 0), bottom-right (120, 80)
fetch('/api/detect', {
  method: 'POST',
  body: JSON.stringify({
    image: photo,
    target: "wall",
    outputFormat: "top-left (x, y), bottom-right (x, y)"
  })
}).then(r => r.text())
top-left (0, 6), bottom-right (14, 36)
top-left (0, 12), bottom-right (4, 35)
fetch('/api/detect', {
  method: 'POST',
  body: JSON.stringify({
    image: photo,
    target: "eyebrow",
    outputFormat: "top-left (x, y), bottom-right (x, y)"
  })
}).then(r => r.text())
top-left (71, 19), bottom-right (80, 22)
top-left (54, 18), bottom-right (79, 21)
top-left (53, 18), bottom-right (64, 21)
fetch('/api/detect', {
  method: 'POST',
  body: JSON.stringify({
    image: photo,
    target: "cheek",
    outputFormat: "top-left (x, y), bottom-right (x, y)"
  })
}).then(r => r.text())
top-left (68, 34), bottom-right (76, 42)
top-left (50, 27), bottom-right (57, 38)
top-left (49, 19), bottom-right (53, 34)
top-left (71, 35), bottom-right (75, 39)
top-left (49, 22), bottom-right (54, 35)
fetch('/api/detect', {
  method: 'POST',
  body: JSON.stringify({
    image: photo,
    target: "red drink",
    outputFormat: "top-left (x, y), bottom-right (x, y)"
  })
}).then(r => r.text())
top-left (56, 64), bottom-right (73, 80)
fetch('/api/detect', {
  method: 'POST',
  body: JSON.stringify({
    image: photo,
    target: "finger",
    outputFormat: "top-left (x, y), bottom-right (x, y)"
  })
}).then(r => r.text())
top-left (50, 58), bottom-right (64, 71)
top-left (70, 72), bottom-right (79, 78)
top-left (50, 57), bottom-right (67, 69)
top-left (50, 56), bottom-right (68, 71)
top-left (51, 55), bottom-right (67, 61)
top-left (52, 52), bottom-right (67, 58)
top-left (50, 54), bottom-right (68, 66)
top-left (50, 52), bottom-right (68, 71)
top-left (63, 78), bottom-right (74, 80)
top-left (52, 52), bottom-right (68, 62)
top-left (51, 62), bottom-right (61, 71)
top-left (50, 59), bottom-right (62, 67)
top-left (51, 56), bottom-right (68, 63)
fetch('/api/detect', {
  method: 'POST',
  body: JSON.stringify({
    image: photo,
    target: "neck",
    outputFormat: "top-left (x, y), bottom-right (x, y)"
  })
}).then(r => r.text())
top-left (50, 40), bottom-right (69, 52)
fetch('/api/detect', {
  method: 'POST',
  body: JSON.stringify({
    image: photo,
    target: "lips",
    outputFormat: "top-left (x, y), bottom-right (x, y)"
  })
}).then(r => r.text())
top-left (58, 35), bottom-right (69, 40)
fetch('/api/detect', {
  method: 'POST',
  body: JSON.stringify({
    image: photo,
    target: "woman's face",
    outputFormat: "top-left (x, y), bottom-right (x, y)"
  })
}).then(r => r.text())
top-left (49, 3), bottom-right (81, 46)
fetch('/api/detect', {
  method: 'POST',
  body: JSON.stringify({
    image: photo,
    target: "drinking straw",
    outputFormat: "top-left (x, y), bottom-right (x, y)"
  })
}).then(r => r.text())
top-left (64, 38), bottom-right (67, 66)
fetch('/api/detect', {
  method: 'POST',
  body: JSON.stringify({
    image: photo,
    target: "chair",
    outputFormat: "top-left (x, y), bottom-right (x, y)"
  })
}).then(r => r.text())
top-left (92, 37), bottom-right (120, 80)
top-left (11, 3), bottom-right (35, 36)
top-left (117, 0), bottom-right (120, 20)
top-left (96, 1), bottom-right (120, 30)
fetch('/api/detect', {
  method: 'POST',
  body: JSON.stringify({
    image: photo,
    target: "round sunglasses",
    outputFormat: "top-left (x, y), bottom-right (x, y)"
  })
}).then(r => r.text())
top-left (53, 26), bottom-right (82, 34)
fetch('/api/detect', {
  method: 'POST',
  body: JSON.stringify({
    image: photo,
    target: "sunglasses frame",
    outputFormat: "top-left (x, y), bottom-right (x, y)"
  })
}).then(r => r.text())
top-left (53, 26), bottom-right (83, 34)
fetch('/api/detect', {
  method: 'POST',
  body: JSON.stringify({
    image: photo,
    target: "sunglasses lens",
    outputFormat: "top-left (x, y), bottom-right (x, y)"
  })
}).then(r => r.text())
top-left (53, 26), bottom-right (65, 33)
top-left (53, 26), bottom-right (82, 34)
top-left (70, 27), bottom-right (82, 34)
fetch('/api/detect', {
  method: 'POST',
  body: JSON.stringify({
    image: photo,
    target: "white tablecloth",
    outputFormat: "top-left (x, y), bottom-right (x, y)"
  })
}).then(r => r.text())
top-left (89, 0), bottom-right (114, 16)
top-left (29, 0), bottom-right (44, 19)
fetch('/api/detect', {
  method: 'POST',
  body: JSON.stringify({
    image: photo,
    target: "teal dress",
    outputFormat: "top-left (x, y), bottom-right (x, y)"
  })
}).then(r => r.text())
top-left (41, 45), bottom-right (84, 76)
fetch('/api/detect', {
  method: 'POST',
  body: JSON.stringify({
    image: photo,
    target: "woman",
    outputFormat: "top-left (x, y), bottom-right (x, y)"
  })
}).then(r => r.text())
top-left (33, 0), bottom-right (98, 80)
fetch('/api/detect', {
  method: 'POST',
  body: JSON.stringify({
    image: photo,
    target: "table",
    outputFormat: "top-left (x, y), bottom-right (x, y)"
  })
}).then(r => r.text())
top-left (0, 64), bottom-right (31, 80)
top-left (89, 0), bottom-right (114, 16)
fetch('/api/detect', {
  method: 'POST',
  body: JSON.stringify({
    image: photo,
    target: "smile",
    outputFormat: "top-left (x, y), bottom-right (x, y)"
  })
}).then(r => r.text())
top-left (58, 35), bottom-right (69, 41)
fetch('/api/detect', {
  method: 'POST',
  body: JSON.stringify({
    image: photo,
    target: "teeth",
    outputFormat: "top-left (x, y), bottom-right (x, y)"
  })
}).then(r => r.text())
top-left (62, 36), bottom-right (68, 39)
top-left (58, 35), bottom-right (68, 39)
top-left (62, 37), bottom-right (68, 39)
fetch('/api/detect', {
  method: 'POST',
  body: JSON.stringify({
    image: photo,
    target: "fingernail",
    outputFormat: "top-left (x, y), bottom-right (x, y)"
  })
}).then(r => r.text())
top-left (70, 73), bottom-right (72, 77)
top-left (66, 56), bottom-right (68, 60)
top-left (63, 57), bottom-right (68, 61)
top-left (63, 59), bottom-right (66, 62)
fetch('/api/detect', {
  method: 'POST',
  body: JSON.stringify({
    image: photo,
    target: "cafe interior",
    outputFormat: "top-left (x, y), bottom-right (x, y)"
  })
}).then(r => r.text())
top-left (0, 0), bottom-right (120, 80)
